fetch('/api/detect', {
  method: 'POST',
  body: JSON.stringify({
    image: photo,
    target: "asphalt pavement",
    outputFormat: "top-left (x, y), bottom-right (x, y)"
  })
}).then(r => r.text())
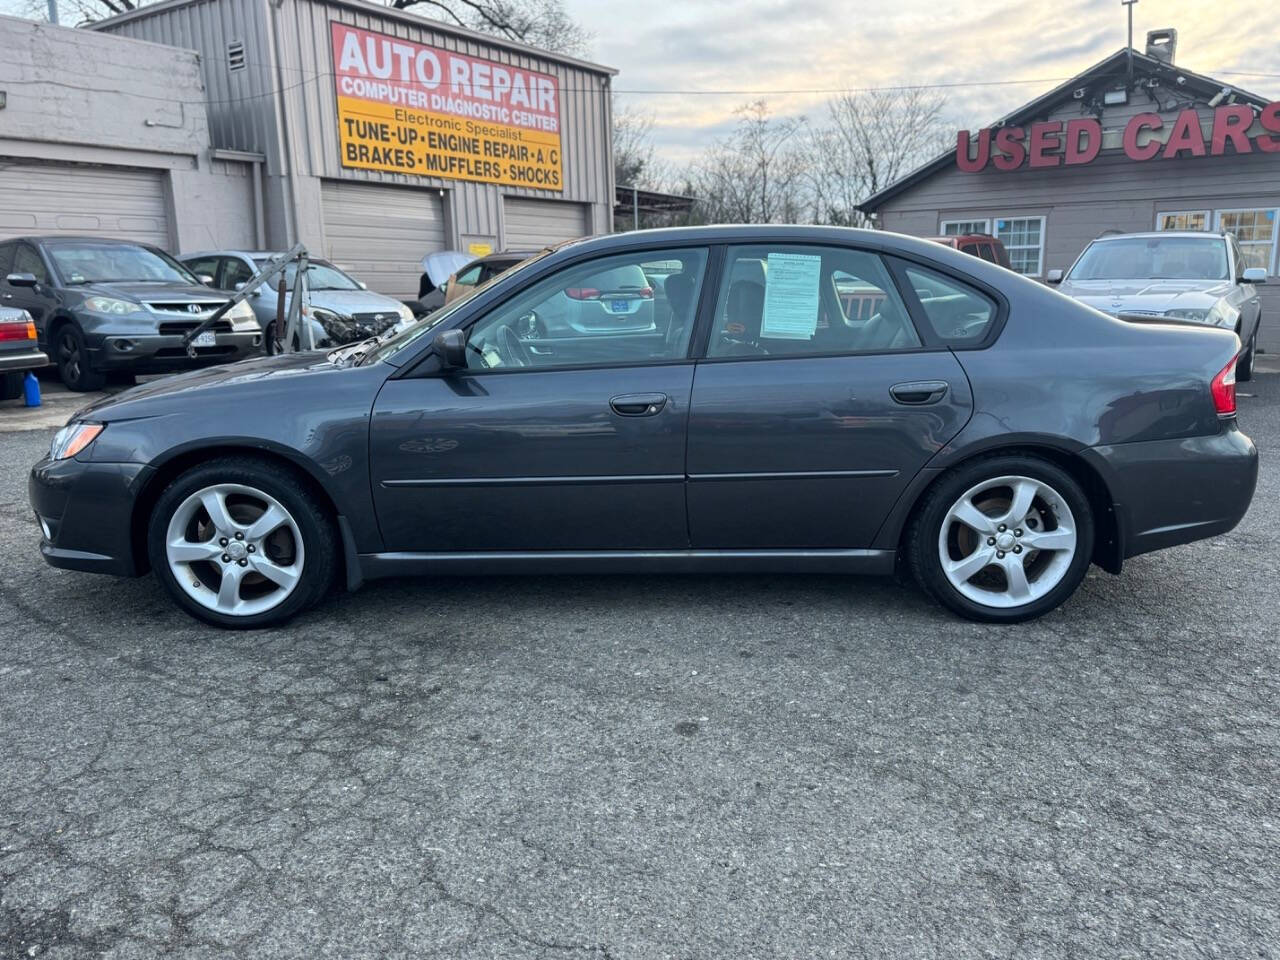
top-left (0, 371), bottom-right (1277, 959)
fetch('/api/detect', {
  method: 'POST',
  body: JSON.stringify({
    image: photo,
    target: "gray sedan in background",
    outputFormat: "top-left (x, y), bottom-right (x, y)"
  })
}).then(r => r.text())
top-left (181, 251), bottom-right (416, 351)
top-left (1050, 231), bottom-right (1264, 379)
top-left (31, 226), bottom-right (1256, 629)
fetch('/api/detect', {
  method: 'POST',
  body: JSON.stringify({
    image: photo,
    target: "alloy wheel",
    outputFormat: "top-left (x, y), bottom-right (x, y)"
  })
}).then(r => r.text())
top-left (58, 331), bottom-right (81, 382)
top-left (937, 475), bottom-right (1078, 609)
top-left (164, 482), bottom-right (305, 617)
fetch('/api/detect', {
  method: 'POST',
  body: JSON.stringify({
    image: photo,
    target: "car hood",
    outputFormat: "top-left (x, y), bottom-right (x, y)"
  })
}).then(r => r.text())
top-left (306, 289), bottom-right (407, 316)
top-left (74, 351), bottom-right (344, 422)
top-left (1057, 278), bottom-right (1231, 315)
top-left (75, 280), bottom-right (228, 302)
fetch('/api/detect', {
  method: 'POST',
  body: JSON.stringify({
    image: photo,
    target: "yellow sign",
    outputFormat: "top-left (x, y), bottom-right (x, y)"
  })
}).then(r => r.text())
top-left (331, 23), bottom-right (564, 192)
top-left (467, 242), bottom-right (493, 257)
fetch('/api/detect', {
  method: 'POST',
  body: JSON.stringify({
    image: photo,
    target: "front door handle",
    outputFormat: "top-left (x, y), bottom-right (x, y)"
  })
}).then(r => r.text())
top-left (610, 393), bottom-right (668, 417)
top-left (890, 380), bottom-right (949, 405)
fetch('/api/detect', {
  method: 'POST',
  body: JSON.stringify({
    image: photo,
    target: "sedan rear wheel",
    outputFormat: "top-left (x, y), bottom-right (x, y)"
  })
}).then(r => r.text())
top-left (1237, 327), bottom-right (1257, 383)
top-left (909, 456), bottom-right (1094, 622)
top-left (147, 458), bottom-right (337, 628)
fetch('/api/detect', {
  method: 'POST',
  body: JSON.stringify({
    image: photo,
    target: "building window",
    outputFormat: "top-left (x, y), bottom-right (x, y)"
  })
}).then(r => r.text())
top-left (996, 217), bottom-right (1045, 276)
top-left (1156, 210), bottom-right (1209, 232)
top-left (1216, 209), bottom-right (1278, 274)
top-left (941, 219), bottom-right (990, 236)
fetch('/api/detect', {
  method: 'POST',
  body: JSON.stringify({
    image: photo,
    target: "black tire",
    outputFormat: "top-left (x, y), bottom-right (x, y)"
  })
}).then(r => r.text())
top-left (146, 456), bottom-right (339, 629)
top-left (906, 453), bottom-right (1095, 623)
top-left (1237, 327), bottom-right (1257, 383)
top-left (0, 371), bottom-right (23, 402)
top-left (54, 323), bottom-right (106, 392)
top-left (264, 321), bottom-right (280, 355)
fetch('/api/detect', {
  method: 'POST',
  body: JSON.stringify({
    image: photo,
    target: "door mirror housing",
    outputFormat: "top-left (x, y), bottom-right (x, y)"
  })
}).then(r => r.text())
top-left (1045, 269), bottom-right (1064, 284)
top-left (197, 273), bottom-right (216, 286)
top-left (1241, 267), bottom-right (1267, 284)
top-left (434, 329), bottom-right (467, 370)
top-left (357, 281), bottom-right (368, 290)
top-left (6, 273), bottom-right (38, 288)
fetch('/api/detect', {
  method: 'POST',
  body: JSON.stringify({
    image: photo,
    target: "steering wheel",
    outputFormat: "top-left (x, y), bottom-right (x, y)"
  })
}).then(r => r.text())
top-left (496, 324), bottom-right (533, 367)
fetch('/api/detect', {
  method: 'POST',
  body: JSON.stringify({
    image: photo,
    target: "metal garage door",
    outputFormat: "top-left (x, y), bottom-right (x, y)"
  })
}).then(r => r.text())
top-left (503, 197), bottom-right (590, 249)
top-left (0, 160), bottom-right (171, 248)
top-left (320, 180), bottom-right (445, 300)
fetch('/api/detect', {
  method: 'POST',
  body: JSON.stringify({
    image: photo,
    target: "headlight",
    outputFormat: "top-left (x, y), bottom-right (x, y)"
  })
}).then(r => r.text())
top-left (1208, 301), bottom-right (1240, 328)
top-left (227, 300), bottom-right (257, 323)
top-left (50, 422), bottom-right (104, 461)
top-left (83, 296), bottom-right (140, 316)
top-left (1164, 308), bottom-right (1210, 322)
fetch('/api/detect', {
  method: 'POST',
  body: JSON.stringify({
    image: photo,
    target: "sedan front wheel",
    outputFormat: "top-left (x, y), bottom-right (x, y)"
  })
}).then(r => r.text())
top-left (908, 455), bottom-right (1095, 622)
top-left (146, 457), bottom-right (338, 628)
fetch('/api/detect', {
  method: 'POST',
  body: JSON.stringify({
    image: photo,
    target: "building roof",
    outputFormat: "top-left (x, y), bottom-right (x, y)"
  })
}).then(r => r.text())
top-left (857, 47), bottom-right (1274, 214)
top-left (91, 0), bottom-right (618, 76)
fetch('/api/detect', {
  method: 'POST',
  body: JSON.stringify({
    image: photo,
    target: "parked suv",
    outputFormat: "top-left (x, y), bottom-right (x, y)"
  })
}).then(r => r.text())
top-left (181, 251), bottom-right (415, 353)
top-left (1049, 231), bottom-right (1264, 380)
top-left (928, 234), bottom-right (1012, 269)
top-left (0, 237), bottom-right (262, 391)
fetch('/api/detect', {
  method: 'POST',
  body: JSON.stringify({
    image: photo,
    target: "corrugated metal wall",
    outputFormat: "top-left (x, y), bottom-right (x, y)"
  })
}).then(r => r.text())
top-left (98, 0), bottom-right (615, 244)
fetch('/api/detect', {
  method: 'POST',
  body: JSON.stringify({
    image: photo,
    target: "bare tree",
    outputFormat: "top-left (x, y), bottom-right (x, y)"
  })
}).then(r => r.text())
top-left (810, 88), bottom-right (949, 227)
top-left (38, 0), bottom-right (592, 55)
top-left (613, 97), bottom-right (656, 189)
top-left (684, 101), bottom-right (808, 225)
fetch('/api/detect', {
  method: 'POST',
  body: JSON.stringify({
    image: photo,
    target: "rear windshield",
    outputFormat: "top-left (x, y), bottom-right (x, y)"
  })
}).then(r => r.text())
top-left (1068, 236), bottom-right (1229, 281)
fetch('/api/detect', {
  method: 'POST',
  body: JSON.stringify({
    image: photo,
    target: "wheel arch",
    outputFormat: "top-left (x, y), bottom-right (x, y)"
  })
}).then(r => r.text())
top-left (879, 439), bottom-right (1123, 575)
top-left (129, 441), bottom-right (353, 582)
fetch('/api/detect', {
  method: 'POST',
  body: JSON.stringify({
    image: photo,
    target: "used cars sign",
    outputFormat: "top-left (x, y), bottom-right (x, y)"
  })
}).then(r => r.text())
top-left (956, 102), bottom-right (1280, 172)
top-left (330, 22), bottom-right (563, 190)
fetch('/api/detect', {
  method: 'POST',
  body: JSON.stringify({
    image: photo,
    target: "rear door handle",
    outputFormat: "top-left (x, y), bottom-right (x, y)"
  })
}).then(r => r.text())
top-left (890, 380), bottom-right (949, 405)
top-left (610, 393), bottom-right (668, 417)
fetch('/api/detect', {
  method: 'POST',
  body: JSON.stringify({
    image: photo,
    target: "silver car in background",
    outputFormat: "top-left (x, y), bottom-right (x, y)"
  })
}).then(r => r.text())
top-left (1050, 231), bottom-right (1264, 379)
top-left (181, 251), bottom-right (416, 352)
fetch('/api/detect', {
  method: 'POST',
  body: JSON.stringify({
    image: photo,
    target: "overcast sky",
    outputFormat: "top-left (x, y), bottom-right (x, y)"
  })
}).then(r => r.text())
top-left (563, 0), bottom-right (1280, 169)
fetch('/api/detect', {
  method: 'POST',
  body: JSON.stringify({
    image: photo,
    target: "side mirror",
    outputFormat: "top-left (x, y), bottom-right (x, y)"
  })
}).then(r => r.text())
top-left (1045, 269), bottom-right (1064, 284)
top-left (6, 273), bottom-right (38, 288)
top-left (357, 281), bottom-right (368, 290)
top-left (197, 273), bottom-right (216, 286)
top-left (1241, 267), bottom-right (1267, 284)
top-left (434, 329), bottom-right (467, 370)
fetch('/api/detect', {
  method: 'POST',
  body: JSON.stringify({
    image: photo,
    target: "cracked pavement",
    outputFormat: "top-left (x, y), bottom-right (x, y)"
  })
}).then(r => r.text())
top-left (0, 375), bottom-right (1277, 959)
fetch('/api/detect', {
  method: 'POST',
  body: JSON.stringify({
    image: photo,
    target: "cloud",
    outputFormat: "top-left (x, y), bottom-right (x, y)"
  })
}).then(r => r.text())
top-left (566, 0), bottom-right (1280, 168)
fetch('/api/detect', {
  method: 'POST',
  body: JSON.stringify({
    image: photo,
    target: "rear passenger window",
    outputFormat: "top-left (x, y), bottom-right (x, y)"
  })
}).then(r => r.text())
top-left (707, 245), bottom-right (921, 359)
top-left (903, 265), bottom-right (996, 344)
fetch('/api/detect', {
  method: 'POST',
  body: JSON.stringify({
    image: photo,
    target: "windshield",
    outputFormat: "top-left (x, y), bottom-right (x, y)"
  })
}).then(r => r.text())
top-left (1067, 236), bottom-right (1229, 281)
top-left (253, 259), bottom-right (362, 292)
top-left (358, 250), bottom-right (550, 366)
top-left (48, 243), bottom-right (199, 285)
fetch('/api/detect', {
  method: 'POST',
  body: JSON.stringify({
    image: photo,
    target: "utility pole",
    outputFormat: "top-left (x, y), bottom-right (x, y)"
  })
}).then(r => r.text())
top-left (47, 0), bottom-right (59, 24)
top-left (1122, 0), bottom-right (1138, 84)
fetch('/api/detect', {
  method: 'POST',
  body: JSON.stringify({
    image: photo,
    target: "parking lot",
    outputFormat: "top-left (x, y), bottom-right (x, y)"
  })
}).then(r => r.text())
top-left (0, 371), bottom-right (1276, 959)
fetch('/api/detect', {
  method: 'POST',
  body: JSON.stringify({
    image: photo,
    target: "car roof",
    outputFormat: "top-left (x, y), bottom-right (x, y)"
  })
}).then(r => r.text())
top-left (10, 235), bottom-right (159, 246)
top-left (1090, 231), bottom-right (1228, 242)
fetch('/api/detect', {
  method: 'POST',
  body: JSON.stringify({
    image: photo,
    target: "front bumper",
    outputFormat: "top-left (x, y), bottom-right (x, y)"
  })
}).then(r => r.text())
top-left (85, 331), bottom-right (262, 371)
top-left (1089, 422), bottom-right (1258, 559)
top-left (29, 454), bottom-right (152, 577)
top-left (0, 348), bottom-right (50, 372)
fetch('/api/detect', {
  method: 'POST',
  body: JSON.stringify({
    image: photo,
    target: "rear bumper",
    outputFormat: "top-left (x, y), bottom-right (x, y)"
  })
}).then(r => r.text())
top-left (0, 349), bottom-right (49, 372)
top-left (1089, 422), bottom-right (1258, 559)
top-left (29, 455), bottom-right (151, 577)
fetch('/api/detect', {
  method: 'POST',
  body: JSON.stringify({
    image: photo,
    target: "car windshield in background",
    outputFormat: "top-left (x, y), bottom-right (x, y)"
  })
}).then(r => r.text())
top-left (48, 243), bottom-right (198, 285)
top-left (253, 259), bottom-right (361, 292)
top-left (359, 250), bottom-right (549, 366)
top-left (1068, 236), bottom-right (1229, 281)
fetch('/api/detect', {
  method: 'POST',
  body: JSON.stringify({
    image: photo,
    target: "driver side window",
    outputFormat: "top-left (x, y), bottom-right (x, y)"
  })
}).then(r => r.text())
top-left (464, 247), bottom-right (708, 371)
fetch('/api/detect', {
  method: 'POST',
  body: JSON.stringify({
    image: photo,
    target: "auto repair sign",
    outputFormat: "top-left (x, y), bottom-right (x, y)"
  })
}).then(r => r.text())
top-left (330, 22), bottom-right (563, 190)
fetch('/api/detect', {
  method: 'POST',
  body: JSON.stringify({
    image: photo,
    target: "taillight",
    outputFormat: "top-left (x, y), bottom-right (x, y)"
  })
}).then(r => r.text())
top-left (0, 319), bottom-right (37, 343)
top-left (638, 286), bottom-right (654, 298)
top-left (565, 287), bottom-right (600, 301)
top-left (1211, 356), bottom-right (1237, 417)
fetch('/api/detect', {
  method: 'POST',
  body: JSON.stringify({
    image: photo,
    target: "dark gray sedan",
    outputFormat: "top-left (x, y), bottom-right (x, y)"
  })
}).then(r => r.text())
top-left (29, 226), bottom-right (1257, 628)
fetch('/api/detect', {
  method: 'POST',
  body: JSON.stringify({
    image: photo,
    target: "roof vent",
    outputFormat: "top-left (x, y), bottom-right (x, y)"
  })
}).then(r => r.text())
top-left (1145, 28), bottom-right (1177, 65)
top-left (227, 39), bottom-right (246, 72)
